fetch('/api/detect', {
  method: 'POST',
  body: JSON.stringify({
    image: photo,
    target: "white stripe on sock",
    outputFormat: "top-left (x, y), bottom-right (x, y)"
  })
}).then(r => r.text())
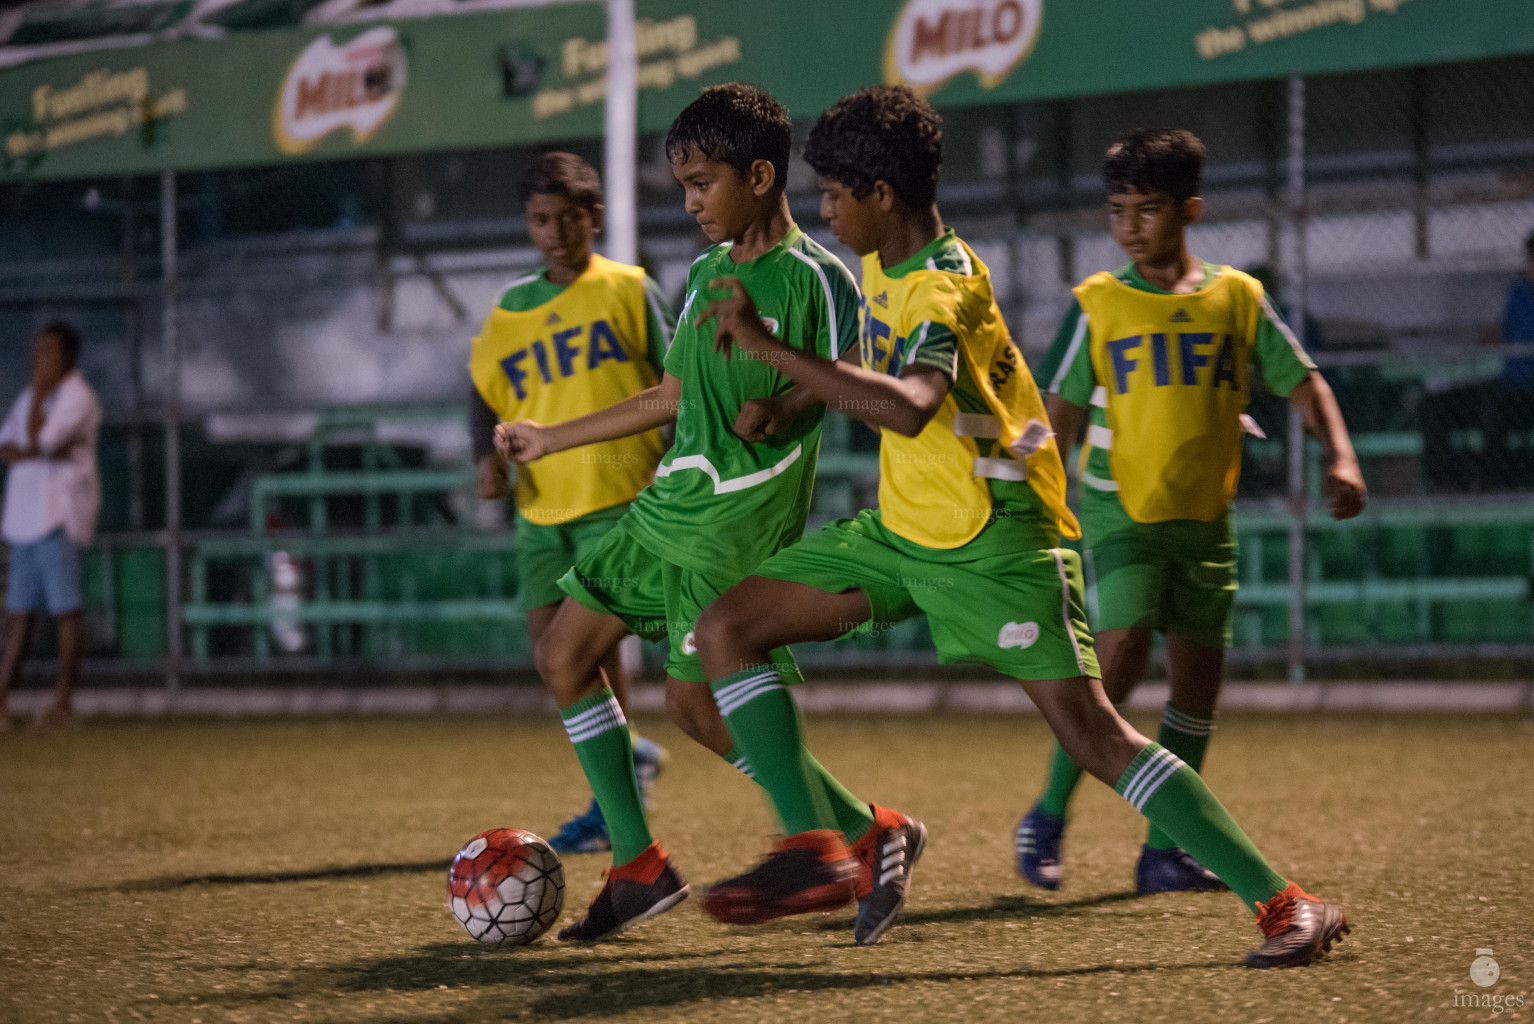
top-left (564, 697), bottom-right (625, 744)
top-left (1127, 750), bottom-right (1186, 811)
top-left (1122, 748), bottom-right (1178, 808)
top-left (1161, 704), bottom-right (1215, 736)
top-left (712, 671), bottom-right (778, 708)
top-left (716, 681), bottom-right (784, 717)
top-left (563, 698), bottom-right (627, 733)
top-left (567, 718), bottom-right (623, 744)
top-left (564, 705), bottom-right (623, 738)
top-left (1162, 706), bottom-right (1213, 727)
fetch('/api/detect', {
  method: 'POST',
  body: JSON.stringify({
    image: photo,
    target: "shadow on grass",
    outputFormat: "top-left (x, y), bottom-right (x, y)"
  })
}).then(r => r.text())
top-left (107, 858), bottom-right (453, 892)
top-left (513, 960), bottom-right (1233, 1020)
top-left (817, 890), bottom-right (1146, 932)
top-left (171, 932), bottom-right (1237, 1022)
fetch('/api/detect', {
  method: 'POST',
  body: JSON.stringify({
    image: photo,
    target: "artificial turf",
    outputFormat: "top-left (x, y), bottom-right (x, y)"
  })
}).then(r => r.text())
top-left (1, 710), bottom-right (1528, 1023)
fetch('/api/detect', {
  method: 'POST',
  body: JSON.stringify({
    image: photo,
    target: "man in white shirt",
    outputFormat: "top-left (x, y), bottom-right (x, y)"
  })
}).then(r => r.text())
top-left (0, 323), bottom-right (102, 730)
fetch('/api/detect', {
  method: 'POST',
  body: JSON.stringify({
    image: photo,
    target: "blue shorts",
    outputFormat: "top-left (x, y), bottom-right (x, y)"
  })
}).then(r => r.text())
top-left (6, 528), bottom-right (82, 615)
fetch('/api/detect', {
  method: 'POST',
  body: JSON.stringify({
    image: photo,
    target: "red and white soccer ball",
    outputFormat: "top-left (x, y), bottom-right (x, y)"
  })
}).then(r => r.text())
top-left (447, 828), bottom-right (565, 944)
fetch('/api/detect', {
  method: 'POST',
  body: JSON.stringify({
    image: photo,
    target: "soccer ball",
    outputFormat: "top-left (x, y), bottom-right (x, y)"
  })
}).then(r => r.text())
top-left (447, 828), bottom-right (565, 944)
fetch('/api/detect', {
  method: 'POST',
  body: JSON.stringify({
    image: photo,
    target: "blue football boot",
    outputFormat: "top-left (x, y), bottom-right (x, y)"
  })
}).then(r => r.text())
top-left (1135, 845), bottom-right (1229, 894)
top-left (549, 798), bottom-right (611, 854)
top-left (1014, 803), bottom-right (1066, 891)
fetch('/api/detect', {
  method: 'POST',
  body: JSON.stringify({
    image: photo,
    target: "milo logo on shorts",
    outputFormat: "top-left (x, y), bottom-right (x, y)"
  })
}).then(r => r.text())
top-left (998, 621), bottom-right (1039, 650)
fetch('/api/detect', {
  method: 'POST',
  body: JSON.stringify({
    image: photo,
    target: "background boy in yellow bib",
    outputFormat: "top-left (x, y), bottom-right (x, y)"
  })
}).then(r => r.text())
top-left (693, 89), bottom-right (1352, 968)
top-left (469, 152), bottom-right (674, 856)
top-left (1017, 128), bottom-right (1367, 896)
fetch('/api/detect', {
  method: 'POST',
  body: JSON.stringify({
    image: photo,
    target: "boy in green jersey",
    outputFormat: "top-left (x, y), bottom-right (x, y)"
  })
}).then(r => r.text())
top-left (470, 153), bottom-right (676, 856)
top-left (499, 84), bottom-right (911, 942)
top-left (693, 87), bottom-right (1350, 966)
top-left (1017, 128), bottom-right (1365, 898)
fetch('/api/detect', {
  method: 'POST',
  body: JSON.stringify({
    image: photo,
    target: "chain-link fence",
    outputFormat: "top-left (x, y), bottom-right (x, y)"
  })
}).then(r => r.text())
top-left (1, 54), bottom-right (1531, 678)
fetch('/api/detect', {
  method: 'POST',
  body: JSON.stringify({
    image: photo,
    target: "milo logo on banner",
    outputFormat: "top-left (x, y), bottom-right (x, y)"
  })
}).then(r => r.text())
top-left (273, 26), bottom-right (407, 156)
top-left (884, 0), bottom-right (1042, 94)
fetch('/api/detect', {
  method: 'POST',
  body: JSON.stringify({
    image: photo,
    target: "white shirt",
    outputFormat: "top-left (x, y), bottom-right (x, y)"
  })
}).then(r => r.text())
top-left (0, 371), bottom-right (102, 546)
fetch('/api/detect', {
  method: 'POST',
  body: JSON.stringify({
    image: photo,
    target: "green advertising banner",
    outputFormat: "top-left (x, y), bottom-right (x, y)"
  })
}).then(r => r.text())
top-left (3, 0), bottom-right (1533, 182)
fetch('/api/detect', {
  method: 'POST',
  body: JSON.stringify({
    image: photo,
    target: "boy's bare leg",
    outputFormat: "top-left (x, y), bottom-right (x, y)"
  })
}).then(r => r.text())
top-left (0, 613), bottom-right (35, 727)
top-left (1020, 625), bottom-right (1151, 879)
top-left (527, 601), bottom-right (632, 710)
top-left (664, 677), bottom-right (733, 756)
top-left (534, 598), bottom-right (630, 707)
top-left (1021, 675), bottom-right (1147, 785)
top-left (1165, 632), bottom-right (1223, 717)
top-left (1095, 626), bottom-right (1155, 704)
top-left (38, 611), bottom-right (82, 725)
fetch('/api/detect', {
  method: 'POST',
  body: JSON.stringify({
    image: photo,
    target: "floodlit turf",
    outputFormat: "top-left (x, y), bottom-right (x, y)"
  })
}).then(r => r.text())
top-left (1, 710), bottom-right (1529, 1023)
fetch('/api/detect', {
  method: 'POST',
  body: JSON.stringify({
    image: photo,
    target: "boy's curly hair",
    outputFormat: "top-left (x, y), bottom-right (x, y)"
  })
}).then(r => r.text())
top-left (803, 85), bottom-right (943, 209)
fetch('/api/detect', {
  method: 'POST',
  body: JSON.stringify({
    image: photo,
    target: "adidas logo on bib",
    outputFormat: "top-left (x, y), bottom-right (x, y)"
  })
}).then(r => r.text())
top-left (546, 312), bottom-right (562, 326)
top-left (872, 290), bottom-right (889, 308)
top-left (1170, 308), bottom-right (1193, 323)
top-left (998, 621), bottom-right (1040, 650)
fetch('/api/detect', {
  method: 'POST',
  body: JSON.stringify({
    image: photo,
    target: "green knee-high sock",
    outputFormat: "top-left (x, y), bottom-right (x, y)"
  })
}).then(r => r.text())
top-left (712, 668), bottom-right (834, 835)
top-left (561, 689), bottom-right (651, 865)
top-left (1038, 741), bottom-right (1084, 818)
top-left (1115, 743), bottom-right (1288, 912)
top-left (723, 745), bottom-right (756, 781)
top-left (723, 746), bottom-right (873, 842)
top-left (1146, 703), bottom-right (1215, 849)
top-left (805, 751), bottom-right (876, 843)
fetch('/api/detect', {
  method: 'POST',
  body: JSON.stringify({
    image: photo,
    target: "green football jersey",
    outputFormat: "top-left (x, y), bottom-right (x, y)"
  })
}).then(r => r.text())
top-left (623, 225), bottom-right (860, 577)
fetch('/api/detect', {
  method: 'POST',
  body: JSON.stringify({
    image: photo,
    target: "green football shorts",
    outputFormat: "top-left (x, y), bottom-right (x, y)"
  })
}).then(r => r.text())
top-left (556, 513), bottom-right (800, 684)
top-left (515, 503), bottom-right (631, 611)
top-left (752, 509), bottom-right (1100, 681)
top-left (1079, 489), bottom-right (1237, 650)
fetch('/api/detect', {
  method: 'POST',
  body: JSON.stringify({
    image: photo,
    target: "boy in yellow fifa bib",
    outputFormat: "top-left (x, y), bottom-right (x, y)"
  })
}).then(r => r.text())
top-left (694, 89), bottom-right (1352, 967)
top-left (469, 153), bottom-right (674, 856)
top-left (1016, 128), bottom-right (1366, 897)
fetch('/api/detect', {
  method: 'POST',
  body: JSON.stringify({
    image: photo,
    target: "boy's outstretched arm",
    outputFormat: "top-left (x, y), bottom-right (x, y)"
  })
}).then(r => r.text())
top-left (1287, 371), bottom-right (1366, 520)
top-left (733, 346), bottom-right (861, 443)
top-left (702, 277), bottom-right (947, 437)
top-left (497, 372), bottom-right (681, 463)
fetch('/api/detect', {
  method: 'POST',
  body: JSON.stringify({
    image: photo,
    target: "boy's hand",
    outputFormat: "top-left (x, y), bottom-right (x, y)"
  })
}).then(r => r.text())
top-left (476, 453), bottom-right (510, 500)
top-left (699, 277), bottom-right (776, 361)
top-left (1324, 456), bottom-right (1367, 520)
top-left (496, 420), bottom-right (551, 463)
top-left (734, 396), bottom-right (797, 443)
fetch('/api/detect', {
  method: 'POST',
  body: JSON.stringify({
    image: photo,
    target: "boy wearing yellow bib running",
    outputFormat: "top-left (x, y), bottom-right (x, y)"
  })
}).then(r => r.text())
top-left (1016, 128), bottom-right (1365, 898)
top-left (469, 153), bottom-right (674, 856)
top-left (694, 91), bottom-right (1352, 967)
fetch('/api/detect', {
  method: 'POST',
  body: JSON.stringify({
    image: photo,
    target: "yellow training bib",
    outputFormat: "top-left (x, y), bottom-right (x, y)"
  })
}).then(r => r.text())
top-left (469, 254), bottom-right (664, 525)
top-left (1074, 267), bottom-right (1263, 522)
top-left (862, 239), bottom-right (1078, 548)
